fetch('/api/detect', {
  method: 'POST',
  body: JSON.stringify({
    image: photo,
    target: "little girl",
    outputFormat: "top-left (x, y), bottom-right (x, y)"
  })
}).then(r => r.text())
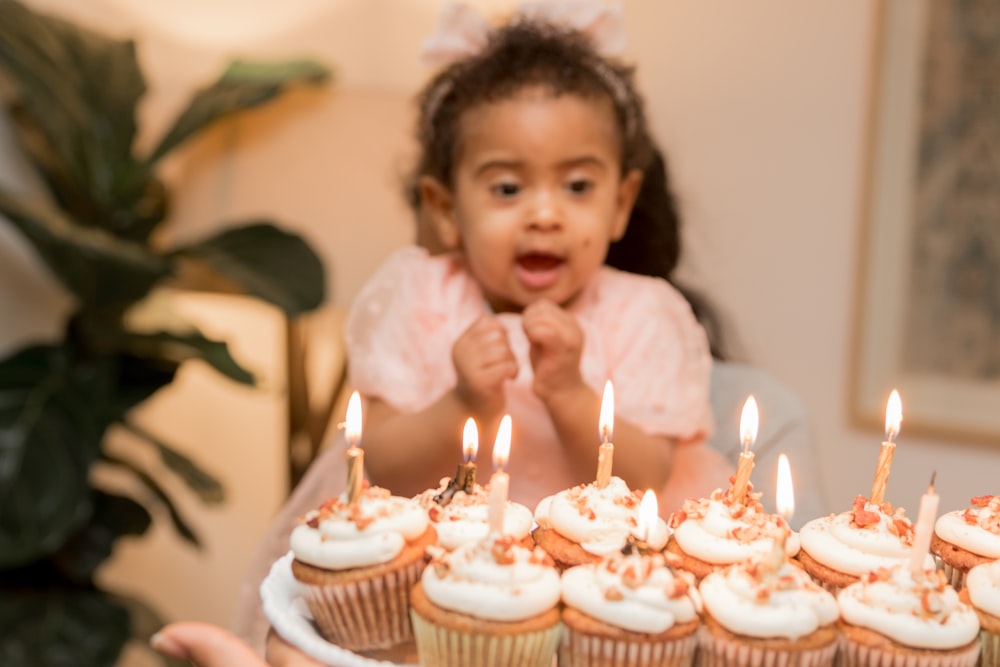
top-left (158, 7), bottom-right (736, 665)
top-left (348, 11), bottom-right (732, 510)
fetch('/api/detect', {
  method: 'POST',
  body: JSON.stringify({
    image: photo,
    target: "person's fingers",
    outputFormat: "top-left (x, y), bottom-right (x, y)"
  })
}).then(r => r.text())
top-left (151, 622), bottom-right (266, 666)
top-left (266, 628), bottom-right (328, 666)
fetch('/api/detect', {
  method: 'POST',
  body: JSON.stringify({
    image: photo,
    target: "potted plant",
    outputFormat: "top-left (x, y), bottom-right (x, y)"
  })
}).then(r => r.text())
top-left (0, 1), bottom-right (331, 664)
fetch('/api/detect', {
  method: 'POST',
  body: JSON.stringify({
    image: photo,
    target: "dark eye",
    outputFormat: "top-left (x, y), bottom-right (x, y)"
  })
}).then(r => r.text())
top-left (491, 182), bottom-right (520, 198)
top-left (567, 179), bottom-right (593, 194)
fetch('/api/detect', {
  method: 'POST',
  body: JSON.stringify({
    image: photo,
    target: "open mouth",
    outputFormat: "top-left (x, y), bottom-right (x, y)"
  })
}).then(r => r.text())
top-left (515, 252), bottom-right (564, 289)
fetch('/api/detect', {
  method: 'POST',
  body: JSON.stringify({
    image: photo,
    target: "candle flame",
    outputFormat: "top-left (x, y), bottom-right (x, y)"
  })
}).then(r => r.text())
top-left (599, 380), bottom-right (614, 442)
top-left (740, 395), bottom-right (759, 452)
top-left (637, 489), bottom-right (658, 542)
top-left (463, 418), bottom-right (479, 462)
top-left (345, 391), bottom-right (362, 444)
top-left (885, 389), bottom-right (902, 441)
top-left (776, 453), bottom-right (795, 521)
top-left (492, 414), bottom-right (512, 471)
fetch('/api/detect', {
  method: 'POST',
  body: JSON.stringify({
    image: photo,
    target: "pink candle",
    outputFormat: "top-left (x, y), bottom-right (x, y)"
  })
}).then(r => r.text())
top-left (487, 415), bottom-right (512, 535)
top-left (909, 474), bottom-right (938, 576)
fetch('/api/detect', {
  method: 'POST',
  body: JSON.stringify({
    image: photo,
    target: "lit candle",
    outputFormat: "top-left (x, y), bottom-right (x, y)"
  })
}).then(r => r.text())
top-left (909, 473), bottom-right (938, 576)
top-left (869, 389), bottom-right (902, 505)
top-left (344, 391), bottom-right (364, 504)
top-left (731, 395), bottom-right (758, 504)
top-left (623, 489), bottom-right (658, 555)
top-left (766, 453), bottom-right (795, 573)
top-left (487, 415), bottom-right (512, 535)
top-left (594, 380), bottom-right (615, 488)
top-left (776, 453), bottom-right (795, 524)
top-left (433, 418), bottom-right (479, 506)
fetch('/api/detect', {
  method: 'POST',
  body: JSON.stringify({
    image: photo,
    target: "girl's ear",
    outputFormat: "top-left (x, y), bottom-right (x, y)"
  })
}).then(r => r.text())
top-left (610, 169), bottom-right (644, 241)
top-left (418, 176), bottom-right (461, 250)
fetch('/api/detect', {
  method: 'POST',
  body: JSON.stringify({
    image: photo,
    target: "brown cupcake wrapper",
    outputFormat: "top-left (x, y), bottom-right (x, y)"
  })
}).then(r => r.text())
top-left (981, 630), bottom-right (1000, 667)
top-left (941, 561), bottom-right (968, 592)
top-left (299, 556), bottom-right (426, 651)
top-left (558, 625), bottom-right (698, 667)
top-left (410, 609), bottom-right (561, 667)
top-left (837, 636), bottom-right (980, 667)
top-left (698, 628), bottom-right (838, 667)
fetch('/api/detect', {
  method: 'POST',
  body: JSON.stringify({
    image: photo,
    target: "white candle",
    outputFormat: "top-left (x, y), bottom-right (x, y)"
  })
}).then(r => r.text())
top-left (635, 489), bottom-right (658, 544)
top-left (765, 453), bottom-right (796, 572)
top-left (870, 389), bottom-right (902, 505)
top-left (731, 395), bottom-right (758, 503)
top-left (909, 474), bottom-right (938, 576)
top-left (344, 391), bottom-right (364, 504)
top-left (595, 380), bottom-right (615, 488)
top-left (487, 415), bottom-right (512, 535)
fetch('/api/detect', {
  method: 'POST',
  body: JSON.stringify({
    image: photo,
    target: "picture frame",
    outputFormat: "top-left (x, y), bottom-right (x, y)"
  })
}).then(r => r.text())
top-left (853, 0), bottom-right (1000, 440)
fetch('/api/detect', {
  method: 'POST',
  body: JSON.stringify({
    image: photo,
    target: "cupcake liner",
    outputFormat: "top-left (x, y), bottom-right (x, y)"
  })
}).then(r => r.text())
top-left (410, 608), bottom-right (560, 667)
top-left (837, 636), bottom-right (980, 667)
top-left (940, 561), bottom-right (968, 592)
top-left (698, 627), bottom-right (838, 667)
top-left (981, 630), bottom-right (1000, 667)
top-left (300, 556), bottom-right (426, 651)
top-left (558, 624), bottom-right (698, 667)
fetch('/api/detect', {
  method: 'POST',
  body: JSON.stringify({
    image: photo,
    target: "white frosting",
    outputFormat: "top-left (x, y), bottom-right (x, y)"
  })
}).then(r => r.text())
top-left (966, 560), bottom-right (1000, 617)
top-left (671, 491), bottom-right (800, 565)
top-left (421, 535), bottom-right (561, 622)
top-left (838, 565), bottom-right (980, 649)
top-left (290, 488), bottom-right (429, 570)
top-left (934, 496), bottom-right (1000, 558)
top-left (699, 557), bottom-right (839, 640)
top-left (416, 479), bottom-right (533, 550)
top-left (534, 476), bottom-right (668, 555)
top-left (561, 554), bottom-right (700, 634)
top-left (799, 499), bottom-right (933, 576)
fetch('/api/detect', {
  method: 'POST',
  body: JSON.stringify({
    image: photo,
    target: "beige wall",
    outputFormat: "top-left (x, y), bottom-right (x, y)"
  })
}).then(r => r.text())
top-left (2, 0), bottom-right (998, 646)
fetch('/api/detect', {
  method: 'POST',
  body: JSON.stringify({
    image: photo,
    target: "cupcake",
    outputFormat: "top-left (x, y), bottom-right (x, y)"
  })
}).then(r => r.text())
top-left (533, 476), bottom-right (668, 569)
top-left (288, 486), bottom-right (436, 650)
top-left (697, 534), bottom-right (840, 667)
top-left (932, 494), bottom-right (1000, 590)
top-left (416, 476), bottom-right (534, 550)
top-left (837, 564), bottom-right (981, 666)
top-left (959, 560), bottom-right (1000, 667)
top-left (409, 533), bottom-right (562, 667)
top-left (665, 485), bottom-right (800, 581)
top-left (797, 494), bottom-right (933, 591)
top-left (559, 551), bottom-right (701, 667)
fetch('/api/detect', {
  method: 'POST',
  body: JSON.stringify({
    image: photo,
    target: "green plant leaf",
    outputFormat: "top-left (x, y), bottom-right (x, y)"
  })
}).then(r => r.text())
top-left (148, 58), bottom-right (330, 163)
top-left (101, 454), bottom-right (201, 547)
top-left (115, 330), bottom-right (255, 386)
top-left (107, 354), bottom-right (180, 421)
top-left (0, 191), bottom-right (171, 307)
top-left (0, 344), bottom-right (113, 567)
top-left (48, 490), bottom-right (152, 583)
top-left (122, 419), bottom-right (225, 504)
top-left (0, 0), bottom-right (152, 231)
top-left (171, 222), bottom-right (326, 315)
top-left (0, 582), bottom-right (129, 667)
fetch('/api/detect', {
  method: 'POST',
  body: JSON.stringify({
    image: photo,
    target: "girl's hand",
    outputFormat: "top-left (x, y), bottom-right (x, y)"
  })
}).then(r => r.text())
top-left (522, 299), bottom-right (585, 402)
top-left (452, 316), bottom-right (518, 418)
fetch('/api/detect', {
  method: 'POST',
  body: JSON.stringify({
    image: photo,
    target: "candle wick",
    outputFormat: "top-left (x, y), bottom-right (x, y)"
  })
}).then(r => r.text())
top-left (929, 470), bottom-right (936, 490)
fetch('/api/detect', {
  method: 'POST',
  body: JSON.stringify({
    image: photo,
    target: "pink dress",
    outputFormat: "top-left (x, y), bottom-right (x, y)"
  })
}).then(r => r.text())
top-left (347, 247), bottom-right (730, 511)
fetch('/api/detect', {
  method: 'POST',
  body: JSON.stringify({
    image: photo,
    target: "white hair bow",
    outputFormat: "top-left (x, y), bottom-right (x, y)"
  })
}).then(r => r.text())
top-left (420, 1), bottom-right (626, 67)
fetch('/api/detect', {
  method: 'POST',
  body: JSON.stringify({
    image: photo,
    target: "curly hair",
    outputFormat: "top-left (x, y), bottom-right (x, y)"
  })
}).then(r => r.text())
top-left (413, 19), bottom-right (654, 189)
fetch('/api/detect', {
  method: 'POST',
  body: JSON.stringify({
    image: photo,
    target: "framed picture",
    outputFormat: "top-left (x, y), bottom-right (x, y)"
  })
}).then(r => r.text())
top-left (853, 0), bottom-right (1000, 440)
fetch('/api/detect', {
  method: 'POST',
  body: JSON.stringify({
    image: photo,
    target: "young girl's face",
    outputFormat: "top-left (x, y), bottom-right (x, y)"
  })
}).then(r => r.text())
top-left (423, 86), bottom-right (642, 313)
